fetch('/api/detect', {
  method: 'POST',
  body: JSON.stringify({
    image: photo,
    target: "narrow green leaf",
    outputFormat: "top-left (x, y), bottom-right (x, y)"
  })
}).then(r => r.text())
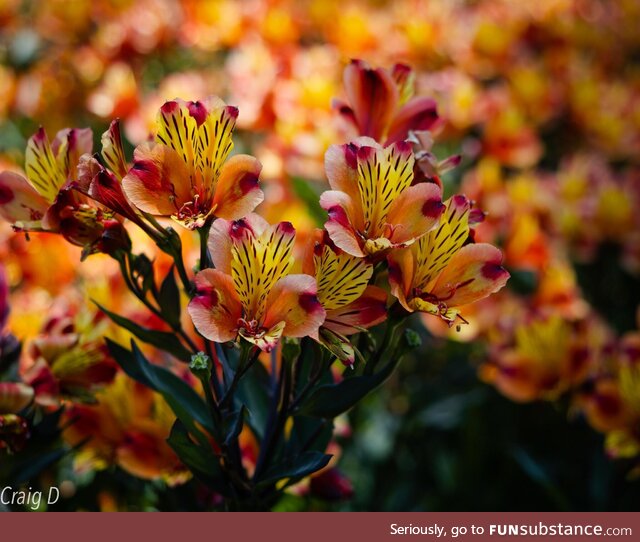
top-left (105, 338), bottom-right (215, 439)
top-left (167, 420), bottom-right (228, 495)
top-left (156, 265), bottom-right (181, 328)
top-left (97, 302), bottom-right (192, 362)
top-left (255, 451), bottom-right (332, 488)
top-left (298, 356), bottom-right (398, 418)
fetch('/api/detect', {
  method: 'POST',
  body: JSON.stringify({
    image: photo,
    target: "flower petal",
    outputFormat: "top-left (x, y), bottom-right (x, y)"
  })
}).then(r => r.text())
top-left (263, 274), bottom-right (325, 338)
top-left (240, 321), bottom-right (286, 353)
top-left (413, 195), bottom-right (471, 290)
top-left (315, 244), bottom-right (373, 310)
top-left (24, 128), bottom-right (67, 202)
top-left (320, 190), bottom-right (365, 257)
top-left (122, 142), bottom-right (191, 215)
top-left (0, 382), bottom-right (34, 414)
top-left (323, 285), bottom-right (388, 335)
top-left (386, 97), bottom-right (439, 144)
top-left (52, 127), bottom-right (94, 177)
top-left (343, 59), bottom-right (398, 141)
top-left (187, 268), bottom-right (243, 343)
top-left (101, 119), bottom-right (129, 180)
top-left (387, 182), bottom-right (444, 245)
top-left (388, 247), bottom-right (415, 312)
top-left (324, 143), bottom-right (363, 227)
top-left (156, 98), bottom-right (238, 196)
top-left (0, 171), bottom-right (49, 225)
top-left (430, 243), bottom-right (510, 306)
top-left (231, 220), bottom-right (295, 320)
top-left (213, 154), bottom-right (264, 220)
top-left (208, 213), bottom-right (269, 274)
top-left (356, 141), bottom-right (414, 237)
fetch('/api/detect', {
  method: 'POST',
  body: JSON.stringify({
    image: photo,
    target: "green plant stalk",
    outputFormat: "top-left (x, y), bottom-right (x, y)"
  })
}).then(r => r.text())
top-left (113, 251), bottom-right (199, 355)
top-left (364, 313), bottom-right (406, 376)
top-left (219, 342), bottom-right (258, 410)
top-left (198, 225), bottom-right (213, 271)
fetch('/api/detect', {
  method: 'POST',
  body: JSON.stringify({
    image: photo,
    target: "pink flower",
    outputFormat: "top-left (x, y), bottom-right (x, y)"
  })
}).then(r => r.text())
top-left (188, 214), bottom-right (325, 352)
top-left (320, 139), bottom-right (444, 258)
top-left (123, 96), bottom-right (264, 230)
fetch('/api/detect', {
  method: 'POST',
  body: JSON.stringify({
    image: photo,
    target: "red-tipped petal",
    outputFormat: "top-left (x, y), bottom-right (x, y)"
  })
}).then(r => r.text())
top-left (343, 60), bottom-right (399, 141)
top-left (0, 171), bottom-right (49, 225)
top-left (387, 182), bottom-right (444, 245)
top-left (324, 285), bottom-right (388, 335)
top-left (122, 142), bottom-right (191, 216)
top-left (386, 97), bottom-right (439, 144)
top-left (320, 190), bottom-right (365, 258)
top-left (213, 154), bottom-right (264, 220)
top-left (431, 243), bottom-right (510, 306)
top-left (187, 268), bottom-right (243, 343)
top-left (263, 274), bottom-right (326, 339)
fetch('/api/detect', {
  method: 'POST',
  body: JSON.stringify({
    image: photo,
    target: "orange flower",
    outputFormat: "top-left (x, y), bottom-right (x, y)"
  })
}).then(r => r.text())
top-left (188, 214), bottom-right (325, 352)
top-left (320, 139), bottom-right (444, 258)
top-left (388, 195), bottom-right (509, 326)
top-left (302, 229), bottom-right (387, 365)
top-left (123, 96), bottom-right (264, 230)
top-left (0, 127), bottom-right (92, 231)
top-left (334, 60), bottom-right (439, 145)
top-left (63, 373), bottom-right (190, 486)
top-left (0, 127), bottom-right (131, 259)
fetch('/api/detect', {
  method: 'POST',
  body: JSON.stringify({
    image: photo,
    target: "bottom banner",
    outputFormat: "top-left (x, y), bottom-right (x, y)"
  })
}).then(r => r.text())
top-left (2, 512), bottom-right (638, 542)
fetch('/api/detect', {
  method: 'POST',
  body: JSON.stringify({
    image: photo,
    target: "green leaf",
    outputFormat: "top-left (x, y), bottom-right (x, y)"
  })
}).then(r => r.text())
top-left (156, 265), bottom-right (181, 328)
top-left (10, 447), bottom-right (69, 485)
top-left (106, 339), bottom-right (214, 440)
top-left (224, 406), bottom-right (246, 448)
top-left (291, 177), bottom-right (326, 227)
top-left (298, 355), bottom-right (399, 418)
top-left (130, 253), bottom-right (155, 295)
top-left (97, 302), bottom-right (192, 362)
top-left (281, 337), bottom-right (301, 365)
top-left (255, 451), bottom-right (332, 488)
top-left (167, 420), bottom-right (228, 495)
top-left (236, 360), bottom-right (271, 439)
top-left (287, 416), bottom-right (334, 456)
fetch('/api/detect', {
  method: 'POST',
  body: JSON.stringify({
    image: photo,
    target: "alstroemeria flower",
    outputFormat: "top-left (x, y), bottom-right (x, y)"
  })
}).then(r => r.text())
top-left (21, 314), bottom-right (118, 407)
top-left (0, 127), bottom-right (132, 259)
top-left (303, 230), bottom-right (387, 365)
top-left (0, 126), bottom-right (92, 231)
top-left (320, 139), bottom-right (444, 258)
top-left (388, 195), bottom-right (509, 325)
top-left (123, 96), bottom-right (264, 230)
top-left (188, 214), bottom-right (325, 352)
top-left (333, 60), bottom-right (439, 145)
top-left (75, 120), bottom-right (144, 225)
top-left (63, 373), bottom-right (190, 486)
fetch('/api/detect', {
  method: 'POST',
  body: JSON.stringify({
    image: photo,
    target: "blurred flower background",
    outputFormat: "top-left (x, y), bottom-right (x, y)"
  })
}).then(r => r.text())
top-left (1, 0), bottom-right (639, 510)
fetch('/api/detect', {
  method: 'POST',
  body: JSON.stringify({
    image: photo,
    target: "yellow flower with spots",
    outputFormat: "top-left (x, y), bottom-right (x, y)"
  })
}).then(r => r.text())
top-left (320, 138), bottom-right (444, 258)
top-left (123, 96), bottom-right (264, 230)
top-left (188, 214), bottom-right (325, 352)
top-left (388, 194), bottom-right (509, 326)
top-left (303, 229), bottom-right (387, 365)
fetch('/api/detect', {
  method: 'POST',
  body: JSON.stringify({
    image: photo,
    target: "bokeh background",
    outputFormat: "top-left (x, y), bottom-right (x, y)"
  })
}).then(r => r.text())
top-left (1, 0), bottom-right (639, 511)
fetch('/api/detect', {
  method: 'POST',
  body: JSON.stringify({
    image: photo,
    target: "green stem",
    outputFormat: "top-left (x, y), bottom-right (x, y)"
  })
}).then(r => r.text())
top-left (365, 315), bottom-right (405, 375)
top-left (115, 252), bottom-right (198, 356)
top-left (198, 226), bottom-right (213, 271)
top-left (254, 352), bottom-right (292, 479)
top-left (220, 342), bottom-right (258, 410)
